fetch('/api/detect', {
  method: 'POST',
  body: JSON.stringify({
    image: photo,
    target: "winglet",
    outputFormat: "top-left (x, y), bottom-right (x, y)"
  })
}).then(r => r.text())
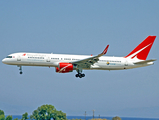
top-left (102, 45), bottom-right (109, 55)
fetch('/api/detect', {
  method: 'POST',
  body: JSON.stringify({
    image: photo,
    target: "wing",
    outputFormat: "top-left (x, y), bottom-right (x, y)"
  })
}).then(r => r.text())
top-left (71, 45), bottom-right (109, 68)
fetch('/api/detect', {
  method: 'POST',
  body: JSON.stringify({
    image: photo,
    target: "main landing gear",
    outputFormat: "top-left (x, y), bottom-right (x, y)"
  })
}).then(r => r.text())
top-left (75, 73), bottom-right (85, 78)
top-left (75, 69), bottom-right (85, 78)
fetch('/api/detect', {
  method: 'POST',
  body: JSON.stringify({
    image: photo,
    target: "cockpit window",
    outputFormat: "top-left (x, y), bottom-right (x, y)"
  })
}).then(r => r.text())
top-left (6, 56), bottom-right (12, 58)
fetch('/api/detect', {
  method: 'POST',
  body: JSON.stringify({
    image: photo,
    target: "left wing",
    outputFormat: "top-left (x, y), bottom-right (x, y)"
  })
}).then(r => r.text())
top-left (71, 45), bottom-right (109, 68)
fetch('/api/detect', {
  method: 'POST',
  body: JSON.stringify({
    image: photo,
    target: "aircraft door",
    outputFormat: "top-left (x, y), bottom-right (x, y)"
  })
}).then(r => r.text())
top-left (17, 56), bottom-right (21, 61)
top-left (46, 57), bottom-right (50, 62)
top-left (125, 60), bottom-right (128, 66)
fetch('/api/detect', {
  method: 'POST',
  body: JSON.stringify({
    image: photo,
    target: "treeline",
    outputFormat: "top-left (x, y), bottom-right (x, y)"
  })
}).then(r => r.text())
top-left (0, 104), bottom-right (121, 120)
top-left (0, 104), bottom-right (66, 120)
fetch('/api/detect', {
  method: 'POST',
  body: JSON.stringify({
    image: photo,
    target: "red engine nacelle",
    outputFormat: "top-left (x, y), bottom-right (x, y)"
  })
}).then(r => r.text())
top-left (56, 63), bottom-right (74, 73)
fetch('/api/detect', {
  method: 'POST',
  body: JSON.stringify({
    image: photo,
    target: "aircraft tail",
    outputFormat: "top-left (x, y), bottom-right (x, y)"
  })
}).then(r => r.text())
top-left (124, 36), bottom-right (156, 60)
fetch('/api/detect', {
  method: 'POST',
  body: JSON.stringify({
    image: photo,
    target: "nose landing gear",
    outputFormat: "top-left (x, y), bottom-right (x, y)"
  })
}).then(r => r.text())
top-left (18, 66), bottom-right (23, 74)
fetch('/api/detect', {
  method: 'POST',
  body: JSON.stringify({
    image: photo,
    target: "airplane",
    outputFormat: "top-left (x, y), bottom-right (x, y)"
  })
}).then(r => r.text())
top-left (2, 36), bottom-right (156, 78)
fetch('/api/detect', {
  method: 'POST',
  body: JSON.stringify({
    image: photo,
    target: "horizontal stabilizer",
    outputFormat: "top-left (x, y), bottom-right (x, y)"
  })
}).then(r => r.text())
top-left (134, 59), bottom-right (156, 64)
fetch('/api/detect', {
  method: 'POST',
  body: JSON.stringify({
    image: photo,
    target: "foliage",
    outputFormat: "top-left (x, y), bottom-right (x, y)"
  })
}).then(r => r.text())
top-left (0, 110), bottom-right (5, 120)
top-left (22, 112), bottom-right (29, 120)
top-left (6, 115), bottom-right (12, 120)
top-left (30, 104), bottom-right (66, 120)
top-left (0, 115), bottom-right (5, 120)
top-left (0, 110), bottom-right (4, 116)
top-left (112, 116), bottom-right (121, 120)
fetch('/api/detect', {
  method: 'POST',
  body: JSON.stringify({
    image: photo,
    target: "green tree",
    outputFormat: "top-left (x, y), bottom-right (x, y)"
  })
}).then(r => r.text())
top-left (22, 112), bottom-right (29, 120)
top-left (30, 110), bottom-right (40, 120)
top-left (6, 115), bottom-right (12, 120)
top-left (112, 116), bottom-right (121, 120)
top-left (54, 110), bottom-right (66, 120)
top-left (30, 104), bottom-right (66, 120)
top-left (0, 110), bottom-right (5, 120)
top-left (0, 110), bottom-right (4, 116)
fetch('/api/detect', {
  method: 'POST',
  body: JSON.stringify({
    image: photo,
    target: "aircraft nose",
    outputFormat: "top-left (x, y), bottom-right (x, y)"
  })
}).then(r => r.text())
top-left (2, 58), bottom-right (7, 64)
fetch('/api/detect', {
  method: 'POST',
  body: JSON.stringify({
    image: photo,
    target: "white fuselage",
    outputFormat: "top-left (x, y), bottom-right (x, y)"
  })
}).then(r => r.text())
top-left (2, 36), bottom-right (156, 78)
top-left (2, 52), bottom-right (153, 71)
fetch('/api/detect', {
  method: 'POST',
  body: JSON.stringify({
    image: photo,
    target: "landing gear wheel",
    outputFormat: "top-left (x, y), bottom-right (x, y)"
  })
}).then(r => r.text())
top-left (18, 66), bottom-right (23, 74)
top-left (79, 75), bottom-right (82, 78)
top-left (75, 73), bottom-right (85, 78)
top-left (81, 74), bottom-right (85, 77)
top-left (75, 74), bottom-right (79, 77)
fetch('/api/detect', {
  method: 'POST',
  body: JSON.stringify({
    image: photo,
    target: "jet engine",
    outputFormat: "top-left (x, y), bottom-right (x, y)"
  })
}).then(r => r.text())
top-left (56, 63), bottom-right (74, 73)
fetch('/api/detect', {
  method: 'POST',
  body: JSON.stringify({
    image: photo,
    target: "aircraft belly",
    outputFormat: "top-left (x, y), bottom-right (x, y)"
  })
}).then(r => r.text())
top-left (7, 59), bottom-right (56, 67)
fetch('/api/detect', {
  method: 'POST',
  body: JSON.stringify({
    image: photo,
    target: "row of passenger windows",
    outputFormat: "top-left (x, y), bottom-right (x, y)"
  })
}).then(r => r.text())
top-left (99, 60), bottom-right (121, 62)
top-left (51, 58), bottom-right (121, 62)
top-left (51, 58), bottom-right (59, 60)
top-left (64, 58), bottom-right (71, 60)
top-left (28, 57), bottom-right (121, 63)
top-left (72, 59), bottom-right (80, 61)
top-left (51, 58), bottom-right (80, 60)
top-left (28, 57), bottom-right (44, 59)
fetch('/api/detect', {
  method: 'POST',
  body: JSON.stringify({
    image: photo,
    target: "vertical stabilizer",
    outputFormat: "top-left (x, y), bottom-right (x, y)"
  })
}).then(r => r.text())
top-left (124, 36), bottom-right (156, 60)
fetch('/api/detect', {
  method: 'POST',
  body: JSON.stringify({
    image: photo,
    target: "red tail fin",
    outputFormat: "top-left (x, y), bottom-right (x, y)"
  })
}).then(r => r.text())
top-left (124, 36), bottom-right (156, 60)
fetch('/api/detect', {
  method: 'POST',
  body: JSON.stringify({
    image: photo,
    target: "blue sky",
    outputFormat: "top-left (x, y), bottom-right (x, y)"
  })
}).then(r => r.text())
top-left (0, 0), bottom-right (159, 118)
